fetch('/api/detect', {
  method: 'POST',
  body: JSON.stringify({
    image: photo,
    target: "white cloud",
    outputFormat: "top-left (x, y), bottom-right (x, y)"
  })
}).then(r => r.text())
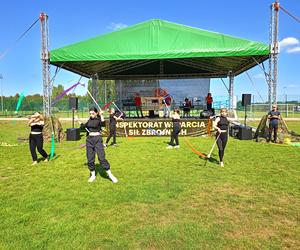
top-left (279, 37), bottom-right (299, 48)
top-left (286, 46), bottom-right (300, 53)
top-left (107, 22), bottom-right (128, 31)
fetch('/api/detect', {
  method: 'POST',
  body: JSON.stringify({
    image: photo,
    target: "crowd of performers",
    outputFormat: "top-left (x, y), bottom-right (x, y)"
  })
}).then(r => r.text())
top-left (28, 104), bottom-right (281, 182)
top-left (166, 107), bottom-right (229, 167)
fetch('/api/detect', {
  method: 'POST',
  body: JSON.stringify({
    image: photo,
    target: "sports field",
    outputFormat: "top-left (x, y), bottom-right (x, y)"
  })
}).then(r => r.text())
top-left (0, 121), bottom-right (300, 249)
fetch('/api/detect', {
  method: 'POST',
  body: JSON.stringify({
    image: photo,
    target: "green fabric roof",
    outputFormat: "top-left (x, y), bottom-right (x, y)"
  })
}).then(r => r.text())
top-left (50, 19), bottom-right (269, 79)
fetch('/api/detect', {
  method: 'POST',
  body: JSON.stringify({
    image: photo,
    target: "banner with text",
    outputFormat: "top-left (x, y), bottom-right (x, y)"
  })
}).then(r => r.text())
top-left (103, 119), bottom-right (211, 137)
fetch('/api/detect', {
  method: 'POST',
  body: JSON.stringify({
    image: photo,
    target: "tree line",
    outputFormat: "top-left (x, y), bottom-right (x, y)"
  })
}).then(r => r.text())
top-left (1, 80), bottom-right (116, 112)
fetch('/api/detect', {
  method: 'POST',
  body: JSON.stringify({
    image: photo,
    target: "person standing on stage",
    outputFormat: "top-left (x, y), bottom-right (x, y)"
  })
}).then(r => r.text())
top-left (267, 104), bottom-right (281, 143)
top-left (134, 93), bottom-right (144, 118)
top-left (167, 108), bottom-right (181, 149)
top-left (183, 97), bottom-right (192, 117)
top-left (205, 93), bottom-right (213, 111)
top-left (28, 112), bottom-right (48, 165)
top-left (213, 108), bottom-right (229, 167)
top-left (163, 95), bottom-right (172, 118)
top-left (78, 107), bottom-right (118, 183)
top-left (104, 108), bottom-right (123, 147)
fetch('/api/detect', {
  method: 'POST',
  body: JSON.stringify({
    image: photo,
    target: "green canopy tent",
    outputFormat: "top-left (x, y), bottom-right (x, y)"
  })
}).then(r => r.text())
top-left (50, 19), bottom-right (270, 108)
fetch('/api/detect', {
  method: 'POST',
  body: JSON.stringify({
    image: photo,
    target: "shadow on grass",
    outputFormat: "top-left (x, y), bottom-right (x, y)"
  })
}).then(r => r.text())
top-left (198, 155), bottom-right (219, 167)
top-left (96, 165), bottom-right (110, 180)
top-left (37, 154), bottom-right (60, 163)
top-left (106, 144), bottom-right (120, 148)
top-left (50, 155), bottom-right (61, 161)
top-left (82, 163), bottom-right (110, 180)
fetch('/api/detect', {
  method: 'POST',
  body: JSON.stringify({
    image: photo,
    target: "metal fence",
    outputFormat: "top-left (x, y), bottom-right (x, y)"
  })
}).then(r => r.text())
top-left (1, 94), bottom-right (300, 119)
top-left (238, 103), bottom-right (300, 119)
top-left (235, 94), bottom-right (300, 119)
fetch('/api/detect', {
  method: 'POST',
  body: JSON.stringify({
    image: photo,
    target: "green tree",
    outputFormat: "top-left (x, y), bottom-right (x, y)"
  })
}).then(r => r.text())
top-left (52, 84), bottom-right (64, 99)
top-left (87, 79), bottom-right (116, 107)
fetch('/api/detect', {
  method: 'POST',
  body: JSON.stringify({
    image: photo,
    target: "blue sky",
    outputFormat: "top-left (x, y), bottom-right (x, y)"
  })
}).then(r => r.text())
top-left (0, 0), bottom-right (299, 101)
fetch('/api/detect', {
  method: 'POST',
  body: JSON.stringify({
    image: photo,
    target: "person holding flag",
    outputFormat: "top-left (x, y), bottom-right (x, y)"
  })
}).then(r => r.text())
top-left (78, 107), bottom-right (118, 183)
top-left (28, 112), bottom-right (48, 165)
top-left (167, 108), bottom-right (181, 149)
top-left (213, 108), bottom-right (229, 167)
top-left (104, 107), bottom-right (123, 147)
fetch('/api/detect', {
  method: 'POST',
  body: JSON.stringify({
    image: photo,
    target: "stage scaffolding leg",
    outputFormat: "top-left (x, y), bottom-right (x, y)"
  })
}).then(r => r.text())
top-left (40, 13), bottom-right (51, 117)
top-left (91, 76), bottom-right (98, 107)
top-left (228, 71), bottom-right (234, 112)
top-left (268, 1), bottom-right (280, 109)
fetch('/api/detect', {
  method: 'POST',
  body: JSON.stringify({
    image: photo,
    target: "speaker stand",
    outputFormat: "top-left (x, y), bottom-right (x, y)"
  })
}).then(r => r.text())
top-left (244, 105), bottom-right (247, 126)
top-left (72, 108), bottom-right (75, 128)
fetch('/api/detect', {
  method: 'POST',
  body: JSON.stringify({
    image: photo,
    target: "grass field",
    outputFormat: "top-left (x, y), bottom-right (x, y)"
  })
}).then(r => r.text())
top-left (0, 121), bottom-right (300, 249)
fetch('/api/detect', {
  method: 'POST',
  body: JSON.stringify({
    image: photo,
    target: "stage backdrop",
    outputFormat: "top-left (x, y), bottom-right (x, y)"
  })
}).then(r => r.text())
top-left (159, 79), bottom-right (210, 105)
top-left (116, 78), bottom-right (210, 106)
top-left (103, 118), bottom-right (211, 137)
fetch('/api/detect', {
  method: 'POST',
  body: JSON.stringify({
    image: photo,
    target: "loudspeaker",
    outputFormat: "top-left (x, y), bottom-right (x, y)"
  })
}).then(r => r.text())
top-left (242, 94), bottom-right (251, 106)
top-left (69, 97), bottom-right (78, 110)
top-left (229, 124), bottom-right (240, 137)
top-left (238, 126), bottom-right (252, 140)
top-left (66, 128), bottom-right (80, 141)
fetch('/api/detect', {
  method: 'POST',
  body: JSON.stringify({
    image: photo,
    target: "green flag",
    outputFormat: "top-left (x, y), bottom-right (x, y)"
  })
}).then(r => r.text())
top-left (49, 132), bottom-right (55, 160)
top-left (15, 92), bottom-right (25, 113)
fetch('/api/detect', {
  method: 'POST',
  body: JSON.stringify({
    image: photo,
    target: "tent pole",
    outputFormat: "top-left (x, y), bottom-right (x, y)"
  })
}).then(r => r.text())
top-left (91, 75), bottom-right (98, 107)
top-left (104, 80), bottom-right (107, 105)
top-left (228, 71), bottom-right (234, 112)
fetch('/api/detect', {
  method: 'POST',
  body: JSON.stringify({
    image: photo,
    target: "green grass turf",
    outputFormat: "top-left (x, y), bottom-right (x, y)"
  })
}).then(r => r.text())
top-left (0, 121), bottom-right (300, 249)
